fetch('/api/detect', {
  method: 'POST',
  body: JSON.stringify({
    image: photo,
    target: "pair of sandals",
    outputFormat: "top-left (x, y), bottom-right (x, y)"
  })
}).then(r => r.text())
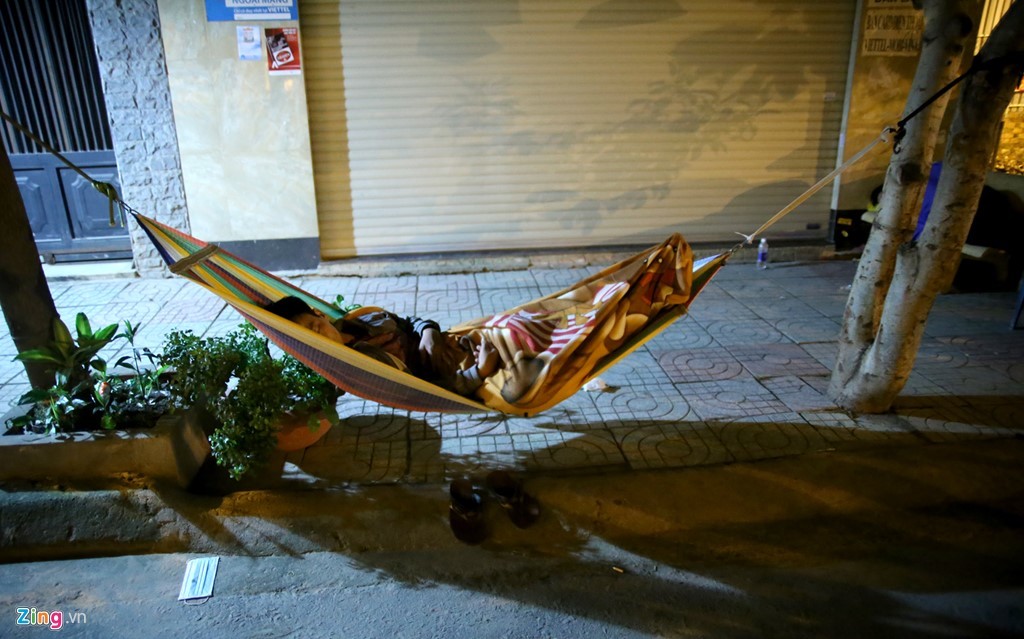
top-left (449, 470), bottom-right (541, 545)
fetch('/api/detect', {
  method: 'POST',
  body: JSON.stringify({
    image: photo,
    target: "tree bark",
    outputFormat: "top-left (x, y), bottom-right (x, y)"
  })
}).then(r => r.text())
top-left (830, 0), bottom-right (1023, 412)
top-left (0, 144), bottom-right (58, 389)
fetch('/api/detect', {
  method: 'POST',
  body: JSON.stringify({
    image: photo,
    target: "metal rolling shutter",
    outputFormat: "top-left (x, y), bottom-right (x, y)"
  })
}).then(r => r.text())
top-left (303, 0), bottom-right (856, 258)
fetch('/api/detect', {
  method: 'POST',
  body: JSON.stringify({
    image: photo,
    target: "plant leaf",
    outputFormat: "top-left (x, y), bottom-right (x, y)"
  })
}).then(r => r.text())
top-left (93, 324), bottom-right (119, 343)
top-left (14, 348), bottom-right (61, 364)
top-left (53, 318), bottom-right (74, 358)
top-left (76, 313), bottom-right (93, 340)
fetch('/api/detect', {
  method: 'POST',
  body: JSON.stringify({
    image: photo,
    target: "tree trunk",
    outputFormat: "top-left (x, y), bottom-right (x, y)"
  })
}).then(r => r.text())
top-left (0, 144), bottom-right (58, 389)
top-left (830, 0), bottom-right (1023, 412)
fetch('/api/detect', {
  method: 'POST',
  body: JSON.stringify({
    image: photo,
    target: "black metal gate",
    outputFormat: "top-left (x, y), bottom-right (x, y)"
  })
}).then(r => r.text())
top-left (0, 0), bottom-right (130, 262)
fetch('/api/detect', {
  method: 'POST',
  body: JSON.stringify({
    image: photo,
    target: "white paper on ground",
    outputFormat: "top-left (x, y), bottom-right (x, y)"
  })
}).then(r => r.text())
top-left (178, 557), bottom-right (219, 602)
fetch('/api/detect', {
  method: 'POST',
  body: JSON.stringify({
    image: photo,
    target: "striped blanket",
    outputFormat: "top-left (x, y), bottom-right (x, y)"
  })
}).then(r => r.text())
top-left (450, 233), bottom-right (694, 415)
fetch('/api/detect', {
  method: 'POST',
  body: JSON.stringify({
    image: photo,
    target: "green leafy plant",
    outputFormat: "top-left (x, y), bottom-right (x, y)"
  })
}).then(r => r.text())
top-left (8, 313), bottom-right (170, 434)
top-left (331, 294), bottom-right (361, 314)
top-left (161, 324), bottom-right (341, 480)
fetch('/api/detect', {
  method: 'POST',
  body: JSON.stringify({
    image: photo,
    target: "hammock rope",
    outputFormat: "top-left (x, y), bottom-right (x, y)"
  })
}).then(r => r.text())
top-left (731, 126), bottom-right (895, 251)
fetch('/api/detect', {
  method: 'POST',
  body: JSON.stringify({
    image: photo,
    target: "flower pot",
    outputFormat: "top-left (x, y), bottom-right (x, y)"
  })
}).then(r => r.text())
top-left (275, 411), bottom-right (333, 452)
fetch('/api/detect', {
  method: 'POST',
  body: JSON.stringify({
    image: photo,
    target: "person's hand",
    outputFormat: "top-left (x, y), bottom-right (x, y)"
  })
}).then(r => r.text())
top-left (476, 339), bottom-right (500, 378)
top-left (419, 328), bottom-right (458, 373)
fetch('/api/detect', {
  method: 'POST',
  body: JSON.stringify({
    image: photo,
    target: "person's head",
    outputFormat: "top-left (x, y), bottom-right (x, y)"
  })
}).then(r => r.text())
top-left (263, 296), bottom-right (351, 344)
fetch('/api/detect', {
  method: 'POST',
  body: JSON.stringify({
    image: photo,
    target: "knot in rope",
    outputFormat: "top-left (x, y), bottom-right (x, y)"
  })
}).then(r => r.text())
top-left (91, 181), bottom-right (123, 227)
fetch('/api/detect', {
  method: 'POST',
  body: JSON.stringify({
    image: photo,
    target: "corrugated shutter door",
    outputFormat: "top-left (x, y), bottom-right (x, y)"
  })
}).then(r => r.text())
top-left (303, 0), bottom-right (855, 258)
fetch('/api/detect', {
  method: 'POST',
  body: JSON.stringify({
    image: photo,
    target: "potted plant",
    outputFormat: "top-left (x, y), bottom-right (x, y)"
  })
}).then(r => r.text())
top-left (1, 313), bottom-right (207, 488)
top-left (160, 323), bottom-right (341, 481)
top-left (7, 313), bottom-right (171, 434)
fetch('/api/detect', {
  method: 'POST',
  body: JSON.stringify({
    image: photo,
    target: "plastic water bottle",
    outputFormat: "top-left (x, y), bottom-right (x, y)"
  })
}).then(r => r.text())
top-left (756, 238), bottom-right (769, 270)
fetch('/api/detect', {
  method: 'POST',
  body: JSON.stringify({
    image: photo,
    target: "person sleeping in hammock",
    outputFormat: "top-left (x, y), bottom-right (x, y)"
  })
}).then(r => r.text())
top-left (263, 296), bottom-right (501, 397)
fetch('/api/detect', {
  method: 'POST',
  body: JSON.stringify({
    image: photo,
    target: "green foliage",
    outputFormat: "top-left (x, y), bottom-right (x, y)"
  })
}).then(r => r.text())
top-left (331, 294), bottom-right (362, 314)
top-left (8, 313), bottom-right (171, 434)
top-left (161, 323), bottom-right (341, 480)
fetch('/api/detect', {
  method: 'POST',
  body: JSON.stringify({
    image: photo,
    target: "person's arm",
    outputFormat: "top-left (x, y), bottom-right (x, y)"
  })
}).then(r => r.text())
top-left (446, 339), bottom-right (499, 396)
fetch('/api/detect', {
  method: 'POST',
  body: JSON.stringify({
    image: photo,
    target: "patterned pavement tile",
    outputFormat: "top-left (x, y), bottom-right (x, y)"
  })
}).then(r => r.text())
top-left (331, 400), bottom-right (411, 441)
top-left (801, 294), bottom-right (850, 320)
top-left (700, 319), bottom-right (787, 347)
top-left (727, 343), bottom-right (830, 379)
top-left (477, 286), bottom-right (545, 316)
top-left (772, 316), bottom-right (841, 344)
top-left (0, 380), bottom-right (29, 413)
top-left (475, 270), bottom-right (540, 290)
top-left (611, 421), bottom-right (731, 470)
top-left (687, 299), bottom-right (760, 323)
top-left (924, 314), bottom-right (1010, 338)
top-left (801, 411), bottom-right (921, 446)
top-left (516, 392), bottom-right (604, 433)
top-left (55, 301), bottom-right (164, 331)
top-left (715, 280), bottom-right (792, 300)
top-left (656, 348), bottom-right (749, 383)
top-left (300, 438), bottom-right (408, 484)
top-left (588, 349), bottom-right (660, 389)
top-left (761, 375), bottom-right (837, 412)
top-left (936, 334), bottom-right (1024, 367)
top-left (646, 320), bottom-right (715, 350)
top-left (351, 276), bottom-right (418, 299)
top-left (740, 296), bottom-right (824, 321)
top-left (800, 342), bottom-right (839, 370)
top-left (591, 380), bottom-right (695, 425)
top-left (531, 268), bottom-right (592, 291)
top-left (430, 412), bottom-right (510, 439)
top-left (115, 279), bottom-right (187, 304)
top-left (52, 281), bottom-right (130, 308)
top-left (293, 276), bottom-right (363, 302)
top-left (510, 429), bottom-right (626, 472)
top-left (903, 364), bottom-right (1019, 398)
top-left (894, 399), bottom-right (1024, 443)
top-left (912, 337), bottom-right (972, 371)
top-left (767, 261), bottom-right (858, 281)
top-left (414, 288), bottom-right (484, 325)
top-left (156, 293), bottom-right (227, 325)
top-left (710, 413), bottom-right (831, 462)
top-left (776, 277), bottom-right (855, 297)
top-left (0, 333), bottom-right (16, 357)
top-left (416, 273), bottom-right (477, 294)
top-left (678, 379), bottom-right (789, 421)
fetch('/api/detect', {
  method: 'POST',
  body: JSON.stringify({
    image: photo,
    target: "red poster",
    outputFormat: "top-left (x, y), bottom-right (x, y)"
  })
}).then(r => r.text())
top-left (265, 27), bottom-right (301, 76)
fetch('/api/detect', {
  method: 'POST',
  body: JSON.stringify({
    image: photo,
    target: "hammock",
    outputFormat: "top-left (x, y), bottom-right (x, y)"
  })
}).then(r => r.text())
top-left (134, 213), bottom-right (728, 416)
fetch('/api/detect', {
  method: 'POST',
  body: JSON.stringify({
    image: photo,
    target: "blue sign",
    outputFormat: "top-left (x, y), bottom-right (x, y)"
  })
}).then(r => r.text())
top-left (205, 0), bottom-right (297, 22)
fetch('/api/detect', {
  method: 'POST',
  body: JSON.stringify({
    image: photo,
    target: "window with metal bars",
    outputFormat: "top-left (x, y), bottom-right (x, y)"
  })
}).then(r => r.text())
top-left (0, 0), bottom-right (113, 155)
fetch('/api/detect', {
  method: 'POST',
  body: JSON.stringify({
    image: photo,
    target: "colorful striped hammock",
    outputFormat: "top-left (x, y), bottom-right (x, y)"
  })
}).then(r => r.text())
top-left (135, 213), bottom-right (728, 416)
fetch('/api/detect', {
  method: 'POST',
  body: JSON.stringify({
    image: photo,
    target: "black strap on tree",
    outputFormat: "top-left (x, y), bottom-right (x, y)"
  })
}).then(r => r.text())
top-left (892, 51), bottom-right (1024, 153)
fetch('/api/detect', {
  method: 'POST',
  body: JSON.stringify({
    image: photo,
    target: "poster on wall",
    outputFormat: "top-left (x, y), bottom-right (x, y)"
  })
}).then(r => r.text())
top-left (862, 0), bottom-right (923, 57)
top-left (265, 27), bottom-right (301, 75)
top-left (205, 0), bottom-right (297, 21)
top-left (236, 26), bottom-right (262, 61)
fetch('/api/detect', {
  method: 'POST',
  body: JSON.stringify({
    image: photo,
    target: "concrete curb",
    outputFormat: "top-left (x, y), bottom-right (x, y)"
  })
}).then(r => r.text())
top-left (2, 437), bottom-right (1021, 564)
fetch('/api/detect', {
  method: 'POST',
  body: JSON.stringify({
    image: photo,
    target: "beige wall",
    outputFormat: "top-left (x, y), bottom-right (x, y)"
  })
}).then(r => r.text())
top-left (157, 0), bottom-right (318, 242)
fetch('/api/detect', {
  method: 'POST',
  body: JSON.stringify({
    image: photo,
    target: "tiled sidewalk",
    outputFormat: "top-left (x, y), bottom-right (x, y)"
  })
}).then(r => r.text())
top-left (2, 259), bottom-right (1022, 485)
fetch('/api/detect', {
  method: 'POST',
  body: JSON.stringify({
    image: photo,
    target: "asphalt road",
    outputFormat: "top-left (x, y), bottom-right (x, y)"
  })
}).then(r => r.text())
top-left (1, 439), bottom-right (1022, 639)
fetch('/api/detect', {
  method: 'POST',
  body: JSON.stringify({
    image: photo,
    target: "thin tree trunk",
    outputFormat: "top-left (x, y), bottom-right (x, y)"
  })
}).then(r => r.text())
top-left (830, 0), bottom-right (1022, 412)
top-left (0, 144), bottom-right (58, 389)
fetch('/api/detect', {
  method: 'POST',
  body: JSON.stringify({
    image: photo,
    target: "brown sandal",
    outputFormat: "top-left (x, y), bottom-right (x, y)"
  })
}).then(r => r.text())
top-left (486, 470), bottom-right (541, 529)
top-left (449, 478), bottom-right (487, 545)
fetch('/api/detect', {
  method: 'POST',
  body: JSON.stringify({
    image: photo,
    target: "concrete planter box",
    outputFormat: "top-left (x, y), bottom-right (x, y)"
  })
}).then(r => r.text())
top-left (0, 411), bottom-right (209, 488)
